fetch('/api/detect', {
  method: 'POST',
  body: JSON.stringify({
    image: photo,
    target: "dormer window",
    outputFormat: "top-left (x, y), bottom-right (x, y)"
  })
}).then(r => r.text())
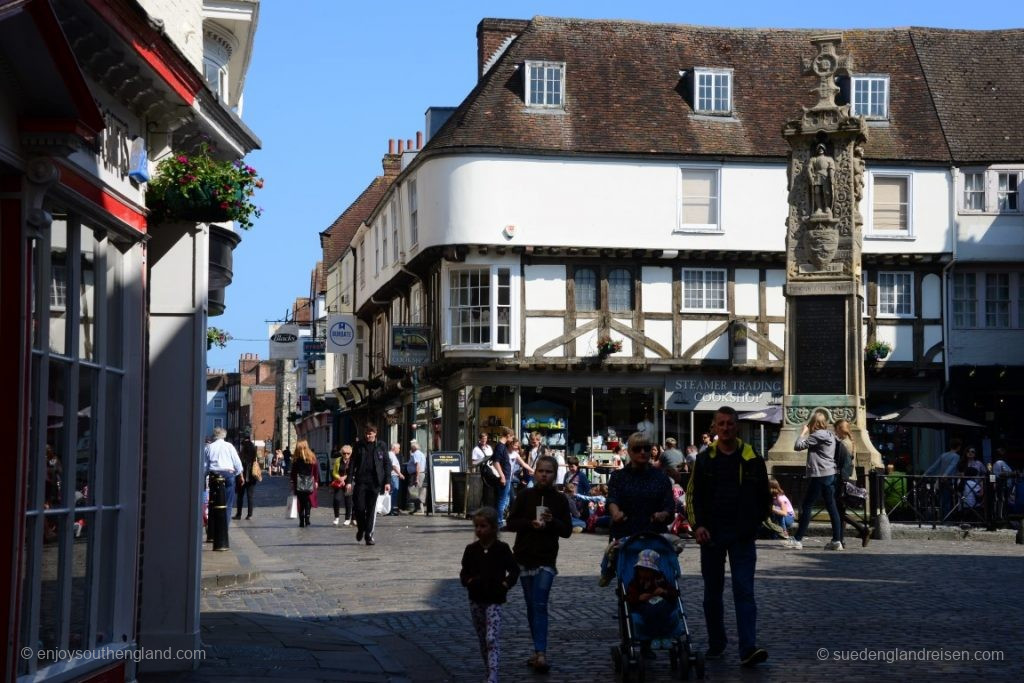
top-left (694, 68), bottom-right (732, 114)
top-left (525, 61), bottom-right (565, 108)
top-left (852, 75), bottom-right (889, 119)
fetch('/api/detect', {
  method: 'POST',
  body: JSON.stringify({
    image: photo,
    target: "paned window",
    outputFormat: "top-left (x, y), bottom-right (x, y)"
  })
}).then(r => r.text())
top-left (694, 69), bottom-right (731, 113)
top-left (680, 168), bottom-right (720, 230)
top-left (381, 213), bottom-right (389, 268)
top-left (408, 180), bottom-right (419, 246)
top-left (608, 269), bottom-right (634, 312)
top-left (985, 272), bottom-right (1010, 328)
top-left (526, 61), bottom-right (564, 107)
top-left (575, 268), bottom-right (597, 312)
top-left (22, 210), bottom-right (136, 677)
top-left (871, 176), bottom-right (909, 234)
top-left (963, 172), bottom-right (985, 211)
top-left (681, 269), bottom-right (727, 311)
top-left (447, 267), bottom-right (514, 348)
top-left (952, 273), bottom-right (977, 329)
top-left (391, 199), bottom-right (399, 262)
top-left (877, 271), bottom-right (913, 317)
top-left (853, 76), bottom-right (888, 118)
top-left (997, 172), bottom-right (1019, 211)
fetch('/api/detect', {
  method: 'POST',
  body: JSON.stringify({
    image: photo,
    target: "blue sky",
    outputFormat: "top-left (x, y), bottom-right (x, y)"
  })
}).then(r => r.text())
top-left (207, 0), bottom-right (1018, 370)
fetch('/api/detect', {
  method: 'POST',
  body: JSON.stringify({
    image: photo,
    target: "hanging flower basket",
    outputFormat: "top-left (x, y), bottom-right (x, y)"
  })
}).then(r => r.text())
top-left (865, 340), bottom-right (891, 362)
top-left (207, 326), bottom-right (231, 350)
top-left (597, 336), bottom-right (623, 357)
top-left (147, 142), bottom-right (264, 229)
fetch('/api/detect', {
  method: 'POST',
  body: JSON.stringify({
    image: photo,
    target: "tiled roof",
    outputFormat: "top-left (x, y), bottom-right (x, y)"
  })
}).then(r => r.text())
top-left (292, 297), bottom-right (312, 324)
top-left (320, 174), bottom-right (396, 270)
top-left (427, 18), bottom-right (1020, 164)
top-left (910, 28), bottom-right (1024, 163)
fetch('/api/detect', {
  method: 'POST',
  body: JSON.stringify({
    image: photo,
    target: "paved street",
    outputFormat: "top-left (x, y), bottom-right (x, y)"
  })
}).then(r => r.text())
top-left (151, 475), bottom-right (1023, 683)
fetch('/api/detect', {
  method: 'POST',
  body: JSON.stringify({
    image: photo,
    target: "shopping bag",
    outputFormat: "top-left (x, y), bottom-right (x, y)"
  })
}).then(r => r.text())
top-left (376, 493), bottom-right (391, 515)
top-left (286, 495), bottom-right (298, 519)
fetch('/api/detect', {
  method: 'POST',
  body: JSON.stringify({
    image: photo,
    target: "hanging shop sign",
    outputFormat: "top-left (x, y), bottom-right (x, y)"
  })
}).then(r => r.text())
top-left (269, 323), bottom-right (300, 360)
top-left (326, 314), bottom-right (357, 364)
top-left (664, 374), bottom-right (782, 412)
top-left (303, 338), bottom-right (325, 361)
top-left (391, 325), bottom-right (431, 367)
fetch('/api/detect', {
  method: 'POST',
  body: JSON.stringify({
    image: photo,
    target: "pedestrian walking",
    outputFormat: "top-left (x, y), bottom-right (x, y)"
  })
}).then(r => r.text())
top-left (505, 455), bottom-right (571, 674)
top-left (331, 445), bottom-right (354, 526)
top-left (203, 426), bottom-right (243, 550)
top-left (787, 410), bottom-right (843, 550)
top-left (351, 423), bottom-right (390, 545)
top-left (686, 406), bottom-right (770, 667)
top-left (460, 506), bottom-right (520, 683)
top-left (290, 440), bottom-right (318, 528)
top-left (387, 443), bottom-right (405, 515)
top-left (493, 427), bottom-right (513, 528)
top-left (472, 432), bottom-right (496, 507)
top-left (234, 437), bottom-right (259, 520)
top-left (282, 446), bottom-right (292, 475)
top-left (406, 440), bottom-right (428, 514)
top-left (833, 419), bottom-right (870, 547)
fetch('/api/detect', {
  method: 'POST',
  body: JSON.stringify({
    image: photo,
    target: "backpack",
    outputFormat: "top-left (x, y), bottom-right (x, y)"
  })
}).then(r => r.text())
top-left (479, 456), bottom-right (503, 487)
top-left (295, 474), bottom-right (315, 493)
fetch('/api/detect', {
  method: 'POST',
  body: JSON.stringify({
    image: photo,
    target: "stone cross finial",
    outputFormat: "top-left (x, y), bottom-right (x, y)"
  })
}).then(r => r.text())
top-left (801, 34), bottom-right (852, 110)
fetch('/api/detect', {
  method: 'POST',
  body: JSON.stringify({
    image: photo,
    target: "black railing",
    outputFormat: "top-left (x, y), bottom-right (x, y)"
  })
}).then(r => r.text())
top-left (777, 470), bottom-right (1022, 530)
top-left (873, 472), bottom-right (1022, 529)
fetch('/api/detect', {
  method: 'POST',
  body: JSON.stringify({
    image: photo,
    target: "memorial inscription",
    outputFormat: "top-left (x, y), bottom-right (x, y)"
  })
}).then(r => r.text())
top-left (794, 297), bottom-right (846, 394)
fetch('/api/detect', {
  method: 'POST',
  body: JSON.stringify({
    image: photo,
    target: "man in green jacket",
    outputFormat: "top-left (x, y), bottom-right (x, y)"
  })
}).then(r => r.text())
top-left (686, 406), bottom-right (771, 668)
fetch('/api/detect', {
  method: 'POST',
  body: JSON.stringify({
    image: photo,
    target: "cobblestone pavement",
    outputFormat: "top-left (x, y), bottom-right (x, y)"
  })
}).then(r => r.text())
top-left (185, 476), bottom-right (1023, 683)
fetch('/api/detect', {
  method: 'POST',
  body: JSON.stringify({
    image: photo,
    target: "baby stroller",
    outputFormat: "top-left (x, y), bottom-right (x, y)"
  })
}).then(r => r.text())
top-left (610, 533), bottom-right (704, 681)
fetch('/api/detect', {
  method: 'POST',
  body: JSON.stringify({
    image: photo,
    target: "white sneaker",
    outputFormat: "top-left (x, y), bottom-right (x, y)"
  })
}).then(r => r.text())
top-left (783, 538), bottom-right (802, 549)
top-left (333, 517), bottom-right (340, 526)
top-left (824, 540), bottom-right (844, 550)
top-left (343, 519), bottom-right (352, 526)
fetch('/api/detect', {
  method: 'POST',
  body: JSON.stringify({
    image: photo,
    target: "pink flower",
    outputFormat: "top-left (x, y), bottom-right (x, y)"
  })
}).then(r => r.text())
top-left (219, 202), bottom-right (229, 209)
top-left (177, 155), bottom-right (188, 163)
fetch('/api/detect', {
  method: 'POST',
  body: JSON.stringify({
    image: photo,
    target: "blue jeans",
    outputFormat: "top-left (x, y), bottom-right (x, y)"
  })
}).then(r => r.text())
top-left (771, 512), bottom-right (795, 531)
top-left (794, 475), bottom-right (841, 542)
top-left (496, 480), bottom-right (512, 528)
top-left (571, 517), bottom-right (587, 530)
top-left (700, 531), bottom-right (757, 655)
top-left (224, 481), bottom-right (236, 529)
top-left (390, 474), bottom-right (401, 511)
top-left (519, 569), bottom-right (555, 654)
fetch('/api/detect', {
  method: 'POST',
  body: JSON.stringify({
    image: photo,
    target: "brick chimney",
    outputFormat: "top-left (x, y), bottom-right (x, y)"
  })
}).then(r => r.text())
top-left (382, 138), bottom-right (401, 178)
top-left (239, 353), bottom-right (260, 384)
top-left (476, 18), bottom-right (529, 80)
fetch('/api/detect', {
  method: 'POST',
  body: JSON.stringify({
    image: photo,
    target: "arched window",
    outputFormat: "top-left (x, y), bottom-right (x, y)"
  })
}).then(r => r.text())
top-left (575, 268), bottom-right (597, 312)
top-left (608, 268), bottom-right (634, 311)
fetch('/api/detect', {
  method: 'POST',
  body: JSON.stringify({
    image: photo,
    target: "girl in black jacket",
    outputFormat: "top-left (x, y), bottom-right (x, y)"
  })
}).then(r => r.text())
top-left (460, 506), bottom-right (519, 683)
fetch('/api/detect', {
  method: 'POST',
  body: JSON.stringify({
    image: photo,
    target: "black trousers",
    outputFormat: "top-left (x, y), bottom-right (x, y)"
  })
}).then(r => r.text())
top-left (835, 489), bottom-right (868, 542)
top-left (236, 481), bottom-right (257, 517)
top-left (333, 487), bottom-right (354, 519)
top-left (353, 485), bottom-right (380, 537)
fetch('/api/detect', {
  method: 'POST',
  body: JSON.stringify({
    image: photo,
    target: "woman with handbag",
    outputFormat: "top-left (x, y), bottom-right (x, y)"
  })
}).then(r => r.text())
top-left (331, 445), bottom-right (354, 526)
top-left (290, 440), bottom-right (318, 528)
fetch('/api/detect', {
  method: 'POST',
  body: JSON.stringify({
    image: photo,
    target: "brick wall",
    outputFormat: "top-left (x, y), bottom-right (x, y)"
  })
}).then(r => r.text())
top-left (476, 18), bottom-right (529, 78)
top-left (250, 386), bottom-right (276, 442)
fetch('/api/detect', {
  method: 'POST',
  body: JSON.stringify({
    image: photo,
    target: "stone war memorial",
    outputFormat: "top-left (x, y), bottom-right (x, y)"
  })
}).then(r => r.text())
top-left (768, 35), bottom-right (882, 472)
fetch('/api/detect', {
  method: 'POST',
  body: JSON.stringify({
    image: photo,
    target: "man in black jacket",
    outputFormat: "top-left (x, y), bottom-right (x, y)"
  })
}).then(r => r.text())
top-left (351, 423), bottom-right (391, 545)
top-left (686, 406), bottom-right (771, 668)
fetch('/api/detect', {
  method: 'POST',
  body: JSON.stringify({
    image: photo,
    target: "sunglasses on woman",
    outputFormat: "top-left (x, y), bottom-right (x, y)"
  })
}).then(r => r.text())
top-left (630, 446), bottom-right (653, 453)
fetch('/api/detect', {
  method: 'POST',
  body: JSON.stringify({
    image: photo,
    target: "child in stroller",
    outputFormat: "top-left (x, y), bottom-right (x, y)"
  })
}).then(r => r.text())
top-left (611, 533), bottom-right (704, 680)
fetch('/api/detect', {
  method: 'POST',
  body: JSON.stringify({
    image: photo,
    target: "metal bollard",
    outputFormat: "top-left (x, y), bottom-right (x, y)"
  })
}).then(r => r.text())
top-left (209, 474), bottom-right (230, 550)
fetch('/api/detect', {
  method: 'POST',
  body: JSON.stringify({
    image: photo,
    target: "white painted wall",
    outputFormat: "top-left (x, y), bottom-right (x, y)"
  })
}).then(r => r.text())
top-left (765, 270), bottom-right (786, 317)
top-left (409, 155), bottom-right (953, 257)
top-left (524, 264), bottom-right (566, 309)
top-left (957, 214), bottom-right (1024, 261)
top-left (525, 317), bottom-right (564, 357)
top-left (644, 319), bottom-right (674, 358)
top-left (138, 0), bottom-right (204, 69)
top-left (876, 324), bottom-right (914, 362)
top-left (923, 324), bottom-right (943, 361)
top-left (641, 267), bottom-right (673, 312)
top-left (680, 321), bottom-right (729, 360)
top-left (768, 323), bottom-right (785, 360)
top-left (734, 268), bottom-right (759, 316)
top-left (921, 274), bottom-right (942, 318)
top-left (861, 167), bottom-right (952, 254)
top-left (947, 329), bottom-right (1022, 366)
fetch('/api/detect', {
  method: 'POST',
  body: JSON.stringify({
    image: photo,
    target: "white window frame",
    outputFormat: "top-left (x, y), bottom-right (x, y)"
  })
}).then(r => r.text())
top-left (408, 180), bottom-right (419, 247)
top-left (960, 170), bottom-right (986, 212)
top-left (693, 68), bottom-right (732, 115)
top-left (876, 271), bottom-right (914, 319)
top-left (213, 417), bottom-right (224, 429)
top-left (681, 268), bottom-right (728, 313)
top-left (358, 238), bottom-right (366, 285)
top-left (524, 60), bottom-right (565, 108)
top-left (381, 212), bottom-right (389, 268)
top-left (984, 272), bottom-right (1011, 328)
top-left (866, 172), bottom-right (913, 238)
top-left (373, 225), bottom-right (380, 276)
top-left (441, 264), bottom-right (519, 351)
top-left (951, 272), bottom-right (977, 329)
top-left (996, 170), bottom-right (1021, 214)
top-left (852, 74), bottom-right (889, 120)
top-left (390, 198), bottom-right (400, 262)
top-left (409, 282), bottom-right (423, 324)
top-left (677, 165), bottom-right (722, 233)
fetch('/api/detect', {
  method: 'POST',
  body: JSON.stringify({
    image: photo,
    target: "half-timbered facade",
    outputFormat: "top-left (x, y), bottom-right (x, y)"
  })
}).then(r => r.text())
top-left (327, 18), bottom-right (1022, 469)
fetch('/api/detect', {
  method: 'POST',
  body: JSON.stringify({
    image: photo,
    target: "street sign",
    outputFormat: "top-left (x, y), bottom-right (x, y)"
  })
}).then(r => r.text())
top-left (269, 323), bottom-right (300, 359)
top-left (303, 338), bottom-right (325, 360)
top-left (391, 325), bottom-right (430, 367)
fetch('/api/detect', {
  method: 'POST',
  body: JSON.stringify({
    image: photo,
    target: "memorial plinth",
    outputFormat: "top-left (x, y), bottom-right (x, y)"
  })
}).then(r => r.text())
top-left (767, 35), bottom-right (882, 472)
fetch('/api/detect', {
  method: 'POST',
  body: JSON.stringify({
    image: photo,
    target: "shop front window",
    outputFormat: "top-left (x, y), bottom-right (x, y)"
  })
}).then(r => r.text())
top-left (20, 209), bottom-right (136, 676)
